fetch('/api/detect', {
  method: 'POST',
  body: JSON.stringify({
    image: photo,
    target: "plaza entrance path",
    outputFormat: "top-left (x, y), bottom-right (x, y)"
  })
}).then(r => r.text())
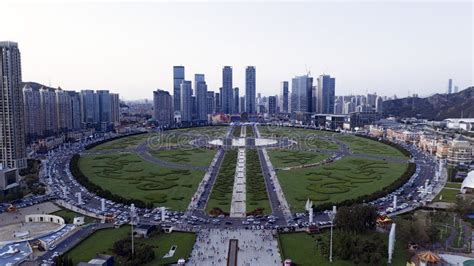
top-left (188, 229), bottom-right (282, 266)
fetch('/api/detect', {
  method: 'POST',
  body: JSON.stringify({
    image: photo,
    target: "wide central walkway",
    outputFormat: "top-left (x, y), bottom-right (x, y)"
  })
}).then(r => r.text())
top-left (230, 148), bottom-right (246, 217)
top-left (188, 229), bottom-right (282, 266)
top-left (230, 125), bottom-right (247, 217)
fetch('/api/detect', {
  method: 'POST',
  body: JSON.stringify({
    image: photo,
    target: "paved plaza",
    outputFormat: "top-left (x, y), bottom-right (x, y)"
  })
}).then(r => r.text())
top-left (188, 228), bottom-right (282, 266)
top-left (0, 202), bottom-right (60, 227)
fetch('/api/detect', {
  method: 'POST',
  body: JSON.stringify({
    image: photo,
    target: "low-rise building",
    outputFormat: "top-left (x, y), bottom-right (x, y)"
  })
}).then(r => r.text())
top-left (447, 135), bottom-right (473, 166)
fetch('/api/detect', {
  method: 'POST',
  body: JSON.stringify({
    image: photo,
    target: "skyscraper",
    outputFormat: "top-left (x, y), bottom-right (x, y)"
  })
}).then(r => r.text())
top-left (268, 96), bottom-right (277, 114)
top-left (56, 88), bottom-right (72, 132)
top-left (215, 92), bottom-right (221, 113)
top-left (67, 91), bottom-right (82, 130)
top-left (375, 96), bottom-right (384, 113)
top-left (280, 81), bottom-right (289, 113)
top-left (80, 90), bottom-right (99, 125)
top-left (448, 78), bottom-right (453, 94)
top-left (0, 41), bottom-right (27, 176)
top-left (206, 91), bottom-right (215, 115)
top-left (40, 87), bottom-right (58, 136)
top-left (221, 66), bottom-right (233, 114)
top-left (291, 75), bottom-right (313, 113)
top-left (173, 66), bottom-right (185, 111)
top-left (245, 66), bottom-right (256, 114)
top-left (233, 87), bottom-right (239, 114)
top-left (23, 86), bottom-right (42, 141)
top-left (196, 74), bottom-right (208, 121)
top-left (239, 97), bottom-right (245, 113)
top-left (180, 81), bottom-right (193, 122)
top-left (153, 89), bottom-right (173, 127)
top-left (110, 93), bottom-right (120, 124)
top-left (97, 90), bottom-right (111, 123)
top-left (317, 75), bottom-right (336, 114)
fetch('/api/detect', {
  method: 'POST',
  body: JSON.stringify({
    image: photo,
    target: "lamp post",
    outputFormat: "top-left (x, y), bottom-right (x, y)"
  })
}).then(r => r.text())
top-left (328, 206), bottom-right (337, 263)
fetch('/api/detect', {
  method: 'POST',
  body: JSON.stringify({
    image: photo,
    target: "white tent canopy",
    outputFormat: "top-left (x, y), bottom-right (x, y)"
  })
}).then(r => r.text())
top-left (460, 170), bottom-right (474, 194)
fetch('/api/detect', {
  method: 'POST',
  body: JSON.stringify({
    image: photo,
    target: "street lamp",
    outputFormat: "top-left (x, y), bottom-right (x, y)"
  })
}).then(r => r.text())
top-left (328, 205), bottom-right (337, 263)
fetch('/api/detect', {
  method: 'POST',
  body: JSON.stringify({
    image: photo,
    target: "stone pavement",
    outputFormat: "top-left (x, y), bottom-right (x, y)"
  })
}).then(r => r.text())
top-left (188, 228), bottom-right (282, 266)
top-left (230, 148), bottom-right (246, 217)
top-left (0, 202), bottom-right (60, 226)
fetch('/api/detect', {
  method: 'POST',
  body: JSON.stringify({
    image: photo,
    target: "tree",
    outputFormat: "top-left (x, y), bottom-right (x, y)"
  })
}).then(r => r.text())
top-left (335, 204), bottom-right (378, 233)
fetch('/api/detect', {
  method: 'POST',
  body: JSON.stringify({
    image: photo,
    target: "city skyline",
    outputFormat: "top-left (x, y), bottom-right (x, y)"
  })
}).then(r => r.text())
top-left (1, 2), bottom-right (472, 100)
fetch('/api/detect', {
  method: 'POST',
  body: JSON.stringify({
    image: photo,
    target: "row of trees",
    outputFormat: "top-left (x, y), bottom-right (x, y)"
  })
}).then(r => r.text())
top-left (84, 132), bottom-right (147, 150)
top-left (316, 204), bottom-right (388, 265)
top-left (335, 204), bottom-right (378, 233)
top-left (314, 163), bottom-right (416, 212)
top-left (69, 155), bottom-right (154, 209)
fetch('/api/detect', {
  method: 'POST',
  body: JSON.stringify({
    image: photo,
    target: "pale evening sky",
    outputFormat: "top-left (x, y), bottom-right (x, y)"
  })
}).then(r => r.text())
top-left (1, 1), bottom-right (472, 100)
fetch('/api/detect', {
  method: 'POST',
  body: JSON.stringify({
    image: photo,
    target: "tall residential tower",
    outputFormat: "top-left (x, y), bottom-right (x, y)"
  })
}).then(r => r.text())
top-left (0, 41), bottom-right (27, 189)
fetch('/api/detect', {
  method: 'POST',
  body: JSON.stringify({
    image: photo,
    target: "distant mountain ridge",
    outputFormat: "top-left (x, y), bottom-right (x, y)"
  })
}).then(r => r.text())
top-left (382, 87), bottom-right (474, 120)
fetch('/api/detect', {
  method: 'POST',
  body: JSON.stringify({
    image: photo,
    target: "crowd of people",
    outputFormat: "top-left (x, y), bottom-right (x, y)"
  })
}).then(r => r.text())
top-left (188, 228), bottom-right (281, 265)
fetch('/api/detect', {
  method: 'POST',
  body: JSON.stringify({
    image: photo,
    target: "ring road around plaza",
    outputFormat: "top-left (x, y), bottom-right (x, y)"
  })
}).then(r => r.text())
top-left (49, 123), bottom-right (437, 229)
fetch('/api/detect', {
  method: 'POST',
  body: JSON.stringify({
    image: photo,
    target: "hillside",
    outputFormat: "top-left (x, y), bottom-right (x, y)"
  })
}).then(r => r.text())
top-left (383, 87), bottom-right (474, 120)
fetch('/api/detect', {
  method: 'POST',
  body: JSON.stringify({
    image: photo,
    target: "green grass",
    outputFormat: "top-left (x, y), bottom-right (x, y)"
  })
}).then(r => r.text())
top-left (52, 209), bottom-right (96, 224)
top-left (246, 125), bottom-right (255, 137)
top-left (336, 134), bottom-right (406, 159)
top-left (258, 126), bottom-right (339, 150)
top-left (78, 153), bottom-right (205, 210)
top-left (91, 134), bottom-right (151, 151)
top-left (445, 182), bottom-right (462, 189)
top-left (91, 126), bottom-right (229, 151)
top-left (66, 226), bottom-right (196, 265)
top-left (233, 125), bottom-right (242, 137)
top-left (246, 149), bottom-right (271, 215)
top-left (278, 231), bottom-right (408, 266)
top-left (268, 149), bottom-right (330, 168)
top-left (276, 156), bottom-right (408, 212)
top-left (149, 148), bottom-right (216, 167)
top-left (206, 150), bottom-right (238, 213)
top-left (433, 188), bottom-right (460, 203)
top-left (66, 226), bottom-right (130, 265)
top-left (141, 231), bottom-right (196, 265)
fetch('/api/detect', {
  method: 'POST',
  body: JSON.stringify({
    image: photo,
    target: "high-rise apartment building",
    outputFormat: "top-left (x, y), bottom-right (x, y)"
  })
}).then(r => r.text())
top-left (110, 93), bottom-right (120, 124)
top-left (196, 74), bottom-right (208, 121)
top-left (245, 66), bottom-right (256, 114)
top-left (173, 66), bottom-right (185, 111)
top-left (67, 91), bottom-right (82, 130)
top-left (153, 89), bottom-right (173, 127)
top-left (221, 66), bottom-right (233, 114)
top-left (97, 90), bottom-right (111, 123)
top-left (375, 96), bottom-right (384, 113)
top-left (280, 81), bottom-right (289, 113)
top-left (56, 88), bottom-right (72, 132)
top-left (291, 75), bottom-right (313, 113)
top-left (23, 86), bottom-right (42, 140)
top-left (344, 101), bottom-right (355, 114)
top-left (80, 90), bottom-right (99, 125)
top-left (0, 41), bottom-right (27, 180)
top-left (448, 78), bottom-right (453, 94)
top-left (40, 87), bottom-right (58, 136)
top-left (317, 75), bottom-right (336, 114)
top-left (180, 81), bottom-right (193, 122)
